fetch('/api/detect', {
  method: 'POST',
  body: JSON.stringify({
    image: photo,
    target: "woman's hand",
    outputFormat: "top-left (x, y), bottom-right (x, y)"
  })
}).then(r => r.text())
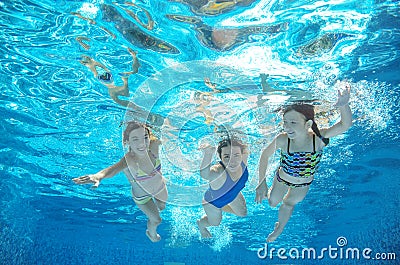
top-left (72, 174), bottom-right (102, 189)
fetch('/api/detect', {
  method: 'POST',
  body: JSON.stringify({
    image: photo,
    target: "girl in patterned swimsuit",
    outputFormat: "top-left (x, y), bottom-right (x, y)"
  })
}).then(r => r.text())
top-left (255, 81), bottom-right (352, 242)
top-left (73, 121), bottom-right (167, 243)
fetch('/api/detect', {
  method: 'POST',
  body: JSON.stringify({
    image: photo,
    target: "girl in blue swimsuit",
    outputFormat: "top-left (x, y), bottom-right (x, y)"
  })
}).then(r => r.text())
top-left (197, 138), bottom-right (249, 238)
top-left (255, 81), bottom-right (352, 242)
top-left (73, 121), bottom-right (167, 243)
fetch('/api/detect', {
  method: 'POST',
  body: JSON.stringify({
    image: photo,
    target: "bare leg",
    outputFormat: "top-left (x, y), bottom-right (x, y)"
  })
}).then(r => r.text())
top-left (154, 185), bottom-right (168, 211)
top-left (224, 192), bottom-right (247, 217)
top-left (267, 175), bottom-right (289, 207)
top-left (267, 185), bottom-right (310, 242)
top-left (197, 201), bottom-right (222, 238)
top-left (221, 204), bottom-right (234, 214)
top-left (265, 175), bottom-right (289, 242)
top-left (136, 199), bottom-right (162, 242)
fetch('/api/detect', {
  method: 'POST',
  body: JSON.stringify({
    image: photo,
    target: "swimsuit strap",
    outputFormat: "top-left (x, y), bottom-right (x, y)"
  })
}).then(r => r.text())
top-left (137, 158), bottom-right (161, 175)
top-left (219, 161), bottom-right (234, 183)
top-left (135, 151), bottom-right (161, 179)
top-left (313, 134), bottom-right (316, 153)
top-left (149, 150), bottom-right (158, 160)
top-left (220, 161), bottom-right (247, 181)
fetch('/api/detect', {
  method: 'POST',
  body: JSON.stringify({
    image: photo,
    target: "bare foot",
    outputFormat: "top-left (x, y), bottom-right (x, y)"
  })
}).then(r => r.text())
top-left (266, 222), bottom-right (282, 242)
top-left (146, 220), bottom-right (161, 243)
top-left (146, 229), bottom-right (161, 243)
top-left (197, 219), bottom-right (212, 238)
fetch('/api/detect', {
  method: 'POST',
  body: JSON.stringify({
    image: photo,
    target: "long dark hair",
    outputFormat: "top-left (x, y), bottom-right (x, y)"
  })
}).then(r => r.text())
top-left (283, 104), bottom-right (329, 145)
top-left (217, 137), bottom-right (247, 158)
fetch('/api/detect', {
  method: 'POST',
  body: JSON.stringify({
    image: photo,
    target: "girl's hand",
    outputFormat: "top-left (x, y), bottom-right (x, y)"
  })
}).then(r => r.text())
top-left (334, 81), bottom-right (351, 107)
top-left (255, 181), bottom-right (268, 204)
top-left (72, 174), bottom-right (102, 189)
top-left (199, 143), bottom-right (216, 154)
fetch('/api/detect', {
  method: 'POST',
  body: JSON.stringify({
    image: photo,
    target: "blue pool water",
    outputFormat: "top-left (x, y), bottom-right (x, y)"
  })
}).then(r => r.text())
top-left (1, 0), bottom-right (399, 264)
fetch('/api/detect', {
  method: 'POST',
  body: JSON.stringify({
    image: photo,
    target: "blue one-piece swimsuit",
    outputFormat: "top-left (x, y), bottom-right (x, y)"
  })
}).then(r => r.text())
top-left (204, 161), bottom-right (248, 208)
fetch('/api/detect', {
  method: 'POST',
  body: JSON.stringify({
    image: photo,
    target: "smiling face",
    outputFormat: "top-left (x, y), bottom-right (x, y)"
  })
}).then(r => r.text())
top-left (283, 110), bottom-right (310, 139)
top-left (127, 127), bottom-right (150, 157)
top-left (220, 145), bottom-right (243, 172)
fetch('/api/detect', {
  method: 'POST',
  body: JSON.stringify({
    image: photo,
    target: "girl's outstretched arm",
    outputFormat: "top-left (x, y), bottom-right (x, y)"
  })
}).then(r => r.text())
top-left (199, 143), bottom-right (217, 181)
top-left (72, 156), bottom-right (128, 189)
top-left (322, 81), bottom-right (353, 138)
top-left (256, 134), bottom-right (281, 203)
